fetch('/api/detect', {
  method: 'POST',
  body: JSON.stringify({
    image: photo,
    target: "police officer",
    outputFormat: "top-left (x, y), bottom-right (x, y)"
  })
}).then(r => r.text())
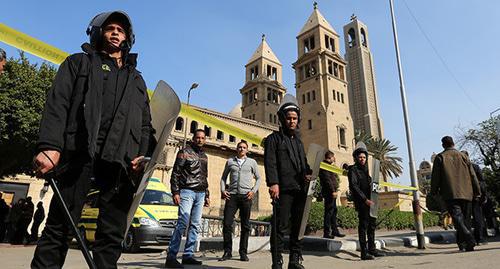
top-left (348, 144), bottom-right (384, 260)
top-left (32, 11), bottom-right (155, 269)
top-left (264, 97), bottom-right (312, 269)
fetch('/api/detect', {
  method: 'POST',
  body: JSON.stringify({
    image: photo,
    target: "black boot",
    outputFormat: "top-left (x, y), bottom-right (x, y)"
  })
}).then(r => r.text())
top-left (368, 250), bottom-right (385, 257)
top-left (272, 254), bottom-right (283, 269)
top-left (360, 248), bottom-right (374, 261)
top-left (218, 251), bottom-right (232, 261)
top-left (288, 253), bottom-right (305, 269)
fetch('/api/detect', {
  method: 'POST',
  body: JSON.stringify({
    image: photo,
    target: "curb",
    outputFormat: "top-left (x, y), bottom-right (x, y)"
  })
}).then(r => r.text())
top-left (198, 231), bottom-right (457, 253)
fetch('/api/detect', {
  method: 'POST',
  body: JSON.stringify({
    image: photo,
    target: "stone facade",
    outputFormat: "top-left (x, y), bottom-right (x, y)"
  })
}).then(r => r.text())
top-left (292, 5), bottom-right (356, 171)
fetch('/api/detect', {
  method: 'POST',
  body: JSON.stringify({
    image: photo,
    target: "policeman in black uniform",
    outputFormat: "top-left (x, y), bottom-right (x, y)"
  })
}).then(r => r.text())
top-left (32, 11), bottom-right (155, 269)
top-left (264, 98), bottom-right (312, 269)
top-left (348, 144), bottom-right (384, 260)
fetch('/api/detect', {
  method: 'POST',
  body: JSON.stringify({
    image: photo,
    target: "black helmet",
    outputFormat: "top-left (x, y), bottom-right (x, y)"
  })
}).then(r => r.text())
top-left (277, 94), bottom-right (301, 129)
top-left (86, 11), bottom-right (135, 51)
top-left (352, 141), bottom-right (368, 158)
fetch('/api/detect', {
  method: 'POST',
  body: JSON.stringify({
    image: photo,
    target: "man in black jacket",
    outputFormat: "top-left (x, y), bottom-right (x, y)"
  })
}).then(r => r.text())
top-left (265, 99), bottom-right (311, 269)
top-left (319, 151), bottom-right (345, 239)
top-left (31, 11), bottom-right (155, 269)
top-left (165, 129), bottom-right (210, 268)
top-left (348, 144), bottom-right (384, 260)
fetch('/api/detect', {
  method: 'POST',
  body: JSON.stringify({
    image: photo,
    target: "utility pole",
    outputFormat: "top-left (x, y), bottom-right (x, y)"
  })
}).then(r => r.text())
top-left (388, 0), bottom-right (426, 249)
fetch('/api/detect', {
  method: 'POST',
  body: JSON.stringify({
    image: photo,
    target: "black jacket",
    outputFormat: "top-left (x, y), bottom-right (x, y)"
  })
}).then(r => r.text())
top-left (37, 43), bottom-right (155, 170)
top-left (170, 144), bottom-right (209, 197)
top-left (319, 168), bottom-right (339, 198)
top-left (348, 163), bottom-right (371, 209)
top-left (264, 131), bottom-right (311, 192)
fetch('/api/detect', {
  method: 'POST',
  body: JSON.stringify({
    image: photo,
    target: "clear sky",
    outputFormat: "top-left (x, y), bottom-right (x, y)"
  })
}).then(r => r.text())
top-left (3, 1), bottom-right (500, 185)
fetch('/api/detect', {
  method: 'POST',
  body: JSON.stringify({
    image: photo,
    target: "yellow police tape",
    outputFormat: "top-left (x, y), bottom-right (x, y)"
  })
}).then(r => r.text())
top-left (0, 22), bottom-right (419, 192)
top-left (180, 104), bottom-right (264, 147)
top-left (0, 23), bottom-right (68, 65)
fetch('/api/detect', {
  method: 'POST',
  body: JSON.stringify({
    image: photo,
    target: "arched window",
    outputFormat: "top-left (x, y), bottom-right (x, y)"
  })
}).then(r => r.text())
top-left (348, 28), bottom-right (356, 47)
top-left (360, 28), bottom-right (367, 47)
top-left (175, 117), bottom-right (184, 131)
top-left (190, 121), bottom-right (198, 134)
top-left (204, 126), bottom-right (212, 137)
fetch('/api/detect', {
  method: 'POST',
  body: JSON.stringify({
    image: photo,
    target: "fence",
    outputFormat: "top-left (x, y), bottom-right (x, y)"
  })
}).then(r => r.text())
top-left (199, 215), bottom-right (271, 238)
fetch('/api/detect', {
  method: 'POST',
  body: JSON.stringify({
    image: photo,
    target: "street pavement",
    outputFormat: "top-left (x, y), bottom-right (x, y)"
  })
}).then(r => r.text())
top-left (1, 233), bottom-right (498, 269)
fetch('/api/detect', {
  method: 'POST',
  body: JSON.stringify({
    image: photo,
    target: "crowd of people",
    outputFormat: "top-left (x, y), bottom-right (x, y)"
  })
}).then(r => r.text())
top-left (0, 194), bottom-right (45, 245)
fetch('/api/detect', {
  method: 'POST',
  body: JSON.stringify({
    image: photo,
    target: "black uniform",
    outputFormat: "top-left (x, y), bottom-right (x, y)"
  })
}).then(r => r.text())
top-left (348, 146), bottom-right (383, 259)
top-left (31, 21), bottom-right (155, 268)
top-left (264, 123), bottom-right (311, 269)
top-left (471, 163), bottom-right (487, 244)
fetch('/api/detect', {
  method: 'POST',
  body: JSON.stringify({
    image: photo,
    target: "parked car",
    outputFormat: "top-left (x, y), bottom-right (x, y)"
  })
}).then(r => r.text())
top-left (78, 178), bottom-right (178, 252)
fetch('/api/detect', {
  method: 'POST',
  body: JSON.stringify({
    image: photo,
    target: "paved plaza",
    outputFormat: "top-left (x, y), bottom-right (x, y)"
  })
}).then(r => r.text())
top-left (1, 235), bottom-right (498, 269)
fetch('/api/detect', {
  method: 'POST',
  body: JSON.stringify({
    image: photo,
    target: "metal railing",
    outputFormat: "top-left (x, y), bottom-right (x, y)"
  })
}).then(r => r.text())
top-left (199, 215), bottom-right (271, 238)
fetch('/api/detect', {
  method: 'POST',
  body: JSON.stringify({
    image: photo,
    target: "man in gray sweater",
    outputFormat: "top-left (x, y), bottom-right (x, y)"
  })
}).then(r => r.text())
top-left (219, 141), bottom-right (261, 262)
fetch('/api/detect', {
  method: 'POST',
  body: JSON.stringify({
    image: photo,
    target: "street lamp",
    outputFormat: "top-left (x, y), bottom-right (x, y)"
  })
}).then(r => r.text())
top-left (388, 0), bottom-right (425, 249)
top-left (183, 83), bottom-right (199, 148)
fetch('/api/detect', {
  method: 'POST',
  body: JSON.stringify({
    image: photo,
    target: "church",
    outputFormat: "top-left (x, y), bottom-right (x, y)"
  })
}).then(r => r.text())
top-left (152, 3), bottom-right (384, 217)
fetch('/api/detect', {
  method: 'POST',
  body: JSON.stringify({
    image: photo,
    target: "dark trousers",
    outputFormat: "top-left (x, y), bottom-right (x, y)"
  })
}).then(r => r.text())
top-left (31, 159), bottom-right (135, 269)
top-left (0, 221), bottom-right (6, 242)
top-left (357, 204), bottom-right (376, 254)
top-left (222, 194), bottom-right (252, 255)
top-left (323, 195), bottom-right (339, 236)
top-left (30, 220), bottom-right (43, 241)
top-left (270, 190), bottom-right (307, 265)
top-left (447, 199), bottom-right (475, 249)
top-left (472, 200), bottom-right (485, 242)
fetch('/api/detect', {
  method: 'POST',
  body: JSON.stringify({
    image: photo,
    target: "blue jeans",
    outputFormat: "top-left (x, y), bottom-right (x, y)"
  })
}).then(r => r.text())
top-left (167, 189), bottom-right (205, 259)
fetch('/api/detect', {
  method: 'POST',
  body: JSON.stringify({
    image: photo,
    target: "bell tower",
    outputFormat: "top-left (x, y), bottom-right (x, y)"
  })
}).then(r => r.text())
top-left (343, 15), bottom-right (384, 139)
top-left (240, 35), bottom-right (286, 125)
top-left (292, 3), bottom-right (355, 166)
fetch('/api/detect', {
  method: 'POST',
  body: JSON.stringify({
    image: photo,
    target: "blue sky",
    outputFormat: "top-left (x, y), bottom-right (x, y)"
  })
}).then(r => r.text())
top-left (3, 1), bottom-right (500, 185)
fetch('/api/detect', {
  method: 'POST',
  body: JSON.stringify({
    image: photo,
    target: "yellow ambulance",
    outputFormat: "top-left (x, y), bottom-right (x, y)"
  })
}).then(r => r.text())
top-left (78, 178), bottom-right (178, 252)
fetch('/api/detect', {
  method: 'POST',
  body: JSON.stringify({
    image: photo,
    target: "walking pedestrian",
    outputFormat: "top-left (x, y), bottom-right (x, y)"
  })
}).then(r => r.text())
top-left (430, 136), bottom-right (481, 251)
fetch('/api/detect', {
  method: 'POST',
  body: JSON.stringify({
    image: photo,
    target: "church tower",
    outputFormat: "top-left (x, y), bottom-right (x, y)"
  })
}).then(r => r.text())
top-left (240, 35), bottom-right (286, 125)
top-left (343, 15), bottom-right (384, 139)
top-left (293, 3), bottom-right (355, 166)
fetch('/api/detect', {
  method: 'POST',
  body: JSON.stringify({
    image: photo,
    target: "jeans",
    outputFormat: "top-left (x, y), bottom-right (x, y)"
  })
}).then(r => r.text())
top-left (167, 189), bottom-right (205, 259)
top-left (222, 194), bottom-right (252, 255)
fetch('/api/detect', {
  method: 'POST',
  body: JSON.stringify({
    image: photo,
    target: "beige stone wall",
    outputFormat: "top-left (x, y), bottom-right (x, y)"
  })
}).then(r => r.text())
top-left (378, 191), bottom-right (427, 212)
top-left (0, 175), bottom-right (54, 236)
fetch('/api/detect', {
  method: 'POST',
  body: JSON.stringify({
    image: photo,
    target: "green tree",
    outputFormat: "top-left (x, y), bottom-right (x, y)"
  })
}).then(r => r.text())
top-left (355, 131), bottom-right (403, 184)
top-left (0, 52), bottom-right (56, 177)
top-left (457, 116), bottom-right (500, 202)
